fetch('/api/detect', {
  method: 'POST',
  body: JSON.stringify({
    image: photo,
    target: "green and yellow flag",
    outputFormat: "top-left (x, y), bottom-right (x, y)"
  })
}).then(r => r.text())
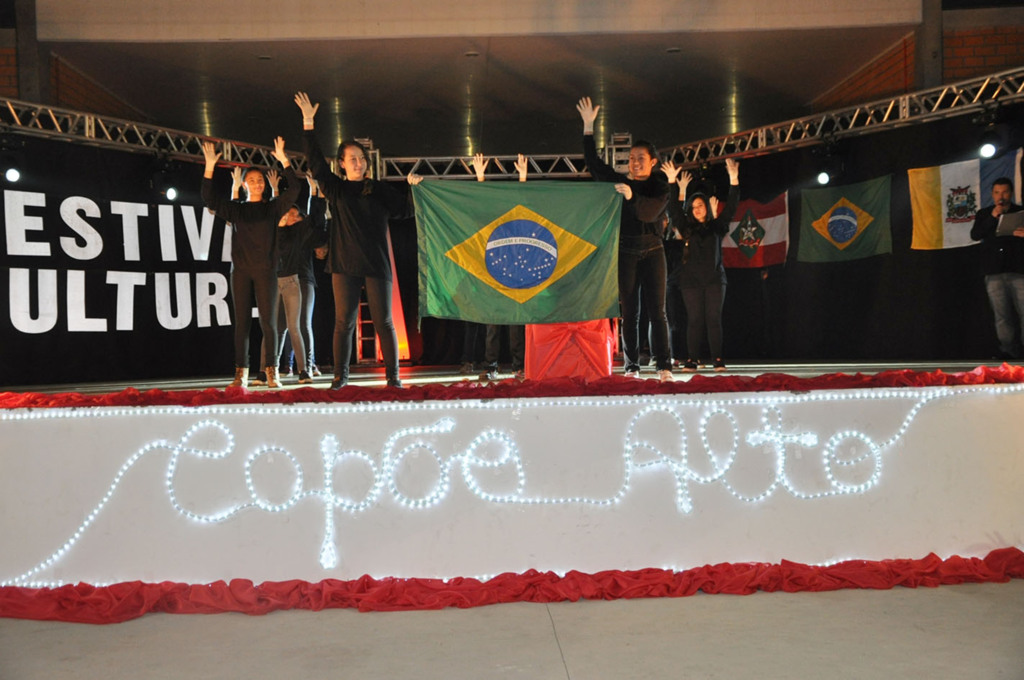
top-left (798, 176), bottom-right (892, 262)
top-left (413, 181), bottom-right (621, 323)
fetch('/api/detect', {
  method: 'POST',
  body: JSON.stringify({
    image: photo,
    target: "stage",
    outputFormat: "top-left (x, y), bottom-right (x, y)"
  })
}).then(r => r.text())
top-left (2, 361), bottom-right (1024, 621)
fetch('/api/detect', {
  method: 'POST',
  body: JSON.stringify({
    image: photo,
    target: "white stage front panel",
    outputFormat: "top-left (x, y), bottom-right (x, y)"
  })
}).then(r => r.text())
top-left (2, 385), bottom-right (1023, 587)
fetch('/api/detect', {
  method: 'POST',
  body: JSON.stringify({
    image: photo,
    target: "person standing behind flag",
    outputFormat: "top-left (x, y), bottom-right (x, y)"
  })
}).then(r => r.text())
top-left (576, 97), bottom-right (675, 382)
top-left (970, 176), bottom-right (1024, 359)
top-left (472, 152), bottom-right (528, 380)
top-left (294, 92), bottom-right (422, 389)
top-left (670, 159), bottom-right (740, 372)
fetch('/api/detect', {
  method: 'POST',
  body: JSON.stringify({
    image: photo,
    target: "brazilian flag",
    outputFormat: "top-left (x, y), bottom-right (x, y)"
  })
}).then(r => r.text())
top-left (798, 175), bottom-right (892, 262)
top-left (413, 181), bottom-right (621, 324)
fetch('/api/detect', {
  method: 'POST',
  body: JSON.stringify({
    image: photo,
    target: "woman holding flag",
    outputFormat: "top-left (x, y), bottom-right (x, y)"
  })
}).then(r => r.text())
top-left (577, 96), bottom-right (676, 382)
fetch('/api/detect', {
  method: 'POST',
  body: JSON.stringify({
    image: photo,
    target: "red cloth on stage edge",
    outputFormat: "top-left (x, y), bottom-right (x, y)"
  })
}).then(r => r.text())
top-left (2, 364), bottom-right (1023, 410)
top-left (525, 320), bottom-right (614, 382)
top-left (1, 549), bottom-right (1022, 624)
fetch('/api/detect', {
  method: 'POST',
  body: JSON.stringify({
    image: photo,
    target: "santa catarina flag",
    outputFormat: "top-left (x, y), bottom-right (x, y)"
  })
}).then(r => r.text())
top-left (722, 191), bottom-right (789, 268)
top-left (798, 176), bottom-right (892, 262)
top-left (907, 148), bottom-right (1022, 250)
top-left (413, 180), bottom-right (621, 324)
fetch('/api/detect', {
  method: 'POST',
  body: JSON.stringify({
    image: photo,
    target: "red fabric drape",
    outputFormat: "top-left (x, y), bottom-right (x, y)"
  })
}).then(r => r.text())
top-left (2, 364), bottom-right (1023, 410)
top-left (1, 549), bottom-right (1022, 624)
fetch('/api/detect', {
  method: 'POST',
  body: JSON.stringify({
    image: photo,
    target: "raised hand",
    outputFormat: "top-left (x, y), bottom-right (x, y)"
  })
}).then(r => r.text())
top-left (576, 97), bottom-right (600, 134)
top-left (271, 136), bottom-right (290, 167)
top-left (660, 160), bottom-right (681, 184)
top-left (294, 92), bottom-right (319, 127)
top-left (230, 166), bottom-right (243, 197)
top-left (407, 172), bottom-right (423, 186)
top-left (678, 170), bottom-right (693, 201)
top-left (725, 158), bottom-right (740, 185)
top-left (515, 153), bottom-right (528, 182)
top-left (266, 168), bottom-right (280, 196)
top-left (471, 152), bottom-right (488, 182)
top-left (202, 141), bottom-right (221, 177)
top-left (709, 195), bottom-right (720, 217)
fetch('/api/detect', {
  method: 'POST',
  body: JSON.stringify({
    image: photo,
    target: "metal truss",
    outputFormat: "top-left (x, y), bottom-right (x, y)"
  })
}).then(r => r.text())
top-left (0, 99), bottom-right (308, 172)
top-left (664, 66), bottom-right (1024, 167)
top-left (3, 66), bottom-right (1024, 177)
top-left (380, 153), bottom-right (591, 180)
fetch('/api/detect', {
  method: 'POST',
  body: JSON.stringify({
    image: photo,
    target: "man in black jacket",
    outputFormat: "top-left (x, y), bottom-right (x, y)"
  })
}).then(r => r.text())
top-left (970, 176), bottom-right (1024, 359)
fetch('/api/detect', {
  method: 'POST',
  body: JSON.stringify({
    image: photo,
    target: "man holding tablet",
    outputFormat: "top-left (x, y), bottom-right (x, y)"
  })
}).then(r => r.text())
top-left (971, 176), bottom-right (1024, 359)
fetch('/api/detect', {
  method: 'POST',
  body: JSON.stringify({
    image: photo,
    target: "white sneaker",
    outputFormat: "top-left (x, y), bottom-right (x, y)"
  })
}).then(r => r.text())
top-left (658, 369), bottom-right (674, 383)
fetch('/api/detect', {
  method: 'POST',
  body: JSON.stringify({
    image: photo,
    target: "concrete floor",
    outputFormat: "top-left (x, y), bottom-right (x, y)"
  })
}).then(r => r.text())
top-left (2, 580), bottom-right (1022, 679)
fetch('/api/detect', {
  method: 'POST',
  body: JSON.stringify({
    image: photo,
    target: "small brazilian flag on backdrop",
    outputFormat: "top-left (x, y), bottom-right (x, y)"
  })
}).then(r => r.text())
top-left (798, 175), bottom-right (892, 262)
top-left (413, 180), bottom-right (621, 324)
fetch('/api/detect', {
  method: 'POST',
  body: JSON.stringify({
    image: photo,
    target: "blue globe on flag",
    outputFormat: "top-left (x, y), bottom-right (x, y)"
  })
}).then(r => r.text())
top-left (827, 206), bottom-right (859, 244)
top-left (485, 219), bottom-right (558, 289)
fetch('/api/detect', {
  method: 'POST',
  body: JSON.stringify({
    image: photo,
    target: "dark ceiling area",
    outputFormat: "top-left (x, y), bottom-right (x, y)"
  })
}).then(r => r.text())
top-left (43, 25), bottom-right (915, 158)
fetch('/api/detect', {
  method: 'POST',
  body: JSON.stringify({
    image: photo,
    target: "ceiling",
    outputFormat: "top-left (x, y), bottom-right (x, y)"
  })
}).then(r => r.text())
top-left (41, 26), bottom-right (917, 159)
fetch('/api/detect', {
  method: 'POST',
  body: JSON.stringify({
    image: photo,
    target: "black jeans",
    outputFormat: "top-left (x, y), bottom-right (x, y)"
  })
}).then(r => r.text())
top-left (230, 266), bottom-right (278, 369)
top-left (681, 283), bottom-right (726, 360)
top-left (331, 273), bottom-right (399, 382)
top-left (618, 235), bottom-right (671, 371)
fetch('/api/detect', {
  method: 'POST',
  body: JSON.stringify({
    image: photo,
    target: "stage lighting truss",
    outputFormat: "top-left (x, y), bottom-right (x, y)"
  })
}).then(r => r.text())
top-left (2, 67), bottom-right (1024, 177)
top-left (664, 66), bottom-right (1024, 168)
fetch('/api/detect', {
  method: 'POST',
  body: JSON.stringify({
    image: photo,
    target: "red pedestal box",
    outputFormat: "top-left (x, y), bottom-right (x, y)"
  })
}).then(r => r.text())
top-left (525, 320), bottom-right (615, 381)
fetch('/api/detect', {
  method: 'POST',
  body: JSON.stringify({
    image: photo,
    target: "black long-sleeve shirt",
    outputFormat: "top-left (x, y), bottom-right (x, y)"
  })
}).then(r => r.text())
top-left (303, 130), bottom-right (413, 280)
top-left (970, 202), bottom-right (1024, 275)
top-left (275, 196), bottom-right (327, 278)
top-left (582, 134), bottom-right (671, 239)
top-left (202, 165), bottom-right (300, 271)
top-left (669, 184), bottom-right (740, 288)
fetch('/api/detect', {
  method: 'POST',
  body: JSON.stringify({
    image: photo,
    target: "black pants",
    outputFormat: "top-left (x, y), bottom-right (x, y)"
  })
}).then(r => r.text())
top-left (618, 236), bottom-right (671, 371)
top-left (331, 273), bottom-right (399, 381)
top-left (681, 283), bottom-right (725, 360)
top-left (230, 266), bottom-right (278, 369)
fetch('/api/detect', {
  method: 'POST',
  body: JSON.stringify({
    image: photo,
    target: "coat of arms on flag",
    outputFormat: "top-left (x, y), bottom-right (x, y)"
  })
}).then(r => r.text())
top-left (413, 180), bottom-right (621, 324)
top-left (722, 191), bottom-right (789, 268)
top-left (907, 149), bottom-right (1022, 250)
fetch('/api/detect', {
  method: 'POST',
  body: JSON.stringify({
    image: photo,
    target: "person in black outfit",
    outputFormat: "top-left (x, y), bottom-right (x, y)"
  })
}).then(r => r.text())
top-left (201, 137), bottom-right (299, 388)
top-left (669, 160), bottom-right (740, 372)
top-left (294, 92), bottom-right (422, 389)
top-left (970, 176), bottom-right (1024, 359)
top-left (576, 96), bottom-right (675, 382)
top-left (256, 195), bottom-right (326, 384)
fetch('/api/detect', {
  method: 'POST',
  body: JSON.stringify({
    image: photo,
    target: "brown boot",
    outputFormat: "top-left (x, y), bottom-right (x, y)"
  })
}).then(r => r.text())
top-left (265, 366), bottom-right (281, 388)
top-left (228, 367), bottom-right (249, 388)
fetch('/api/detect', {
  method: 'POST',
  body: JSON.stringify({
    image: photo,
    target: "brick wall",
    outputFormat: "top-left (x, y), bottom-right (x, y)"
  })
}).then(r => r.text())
top-left (815, 36), bottom-right (915, 111)
top-left (944, 26), bottom-right (1024, 80)
top-left (0, 47), bottom-right (16, 98)
top-left (49, 55), bottom-right (146, 120)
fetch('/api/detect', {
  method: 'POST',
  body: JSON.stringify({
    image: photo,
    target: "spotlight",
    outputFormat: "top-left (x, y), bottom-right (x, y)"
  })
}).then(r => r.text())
top-left (151, 157), bottom-right (181, 201)
top-left (815, 156), bottom-right (843, 186)
top-left (0, 135), bottom-right (25, 183)
top-left (972, 105), bottom-right (1012, 159)
top-left (978, 124), bottom-right (1009, 159)
top-left (812, 139), bottom-right (843, 186)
